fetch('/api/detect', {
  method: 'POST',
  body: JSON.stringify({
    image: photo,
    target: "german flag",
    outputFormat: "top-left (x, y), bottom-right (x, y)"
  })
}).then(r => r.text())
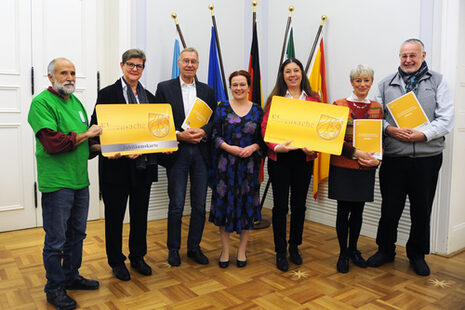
top-left (248, 20), bottom-right (263, 108)
top-left (248, 19), bottom-right (265, 183)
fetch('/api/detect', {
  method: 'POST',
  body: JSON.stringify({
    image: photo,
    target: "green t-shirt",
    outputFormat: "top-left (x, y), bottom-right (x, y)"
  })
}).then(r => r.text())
top-left (28, 89), bottom-right (90, 193)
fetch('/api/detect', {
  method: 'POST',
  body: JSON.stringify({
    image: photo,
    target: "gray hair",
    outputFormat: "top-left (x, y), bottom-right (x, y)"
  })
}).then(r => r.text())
top-left (350, 64), bottom-right (374, 81)
top-left (178, 47), bottom-right (199, 62)
top-left (400, 38), bottom-right (425, 54)
top-left (122, 48), bottom-right (146, 66)
top-left (47, 57), bottom-right (70, 78)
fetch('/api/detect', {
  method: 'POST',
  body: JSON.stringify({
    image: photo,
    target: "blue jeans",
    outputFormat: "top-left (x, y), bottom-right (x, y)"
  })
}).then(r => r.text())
top-left (42, 187), bottom-right (89, 292)
top-left (167, 144), bottom-right (208, 251)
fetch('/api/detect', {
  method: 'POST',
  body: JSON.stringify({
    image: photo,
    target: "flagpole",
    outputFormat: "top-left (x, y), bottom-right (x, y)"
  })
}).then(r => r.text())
top-left (252, 0), bottom-right (257, 24)
top-left (171, 13), bottom-right (187, 48)
top-left (304, 15), bottom-right (327, 75)
top-left (209, 4), bottom-right (229, 100)
top-left (279, 6), bottom-right (294, 64)
top-left (172, 13), bottom-right (199, 82)
top-left (250, 1), bottom-right (271, 230)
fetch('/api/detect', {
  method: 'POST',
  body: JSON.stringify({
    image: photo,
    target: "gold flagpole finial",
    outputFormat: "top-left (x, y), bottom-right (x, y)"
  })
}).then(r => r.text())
top-left (288, 5), bottom-right (294, 17)
top-left (171, 13), bottom-right (178, 24)
top-left (320, 15), bottom-right (327, 26)
top-left (252, 1), bottom-right (257, 12)
top-left (208, 4), bottom-right (215, 16)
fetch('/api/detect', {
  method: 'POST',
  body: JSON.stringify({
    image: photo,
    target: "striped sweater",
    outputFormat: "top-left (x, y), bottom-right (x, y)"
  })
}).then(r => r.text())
top-left (331, 98), bottom-right (383, 170)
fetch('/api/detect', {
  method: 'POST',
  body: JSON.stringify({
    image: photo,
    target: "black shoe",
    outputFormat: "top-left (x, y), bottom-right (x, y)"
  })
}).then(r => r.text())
top-left (409, 258), bottom-right (430, 276)
top-left (112, 264), bottom-right (130, 281)
top-left (168, 249), bottom-right (181, 266)
top-left (289, 245), bottom-right (302, 265)
top-left (46, 288), bottom-right (77, 310)
top-left (65, 275), bottom-right (99, 290)
top-left (218, 252), bottom-right (230, 268)
top-left (276, 254), bottom-right (289, 272)
top-left (350, 250), bottom-right (367, 268)
top-left (131, 259), bottom-right (152, 276)
top-left (367, 251), bottom-right (395, 267)
top-left (187, 248), bottom-right (209, 265)
top-left (337, 255), bottom-right (350, 273)
top-left (236, 257), bottom-right (247, 268)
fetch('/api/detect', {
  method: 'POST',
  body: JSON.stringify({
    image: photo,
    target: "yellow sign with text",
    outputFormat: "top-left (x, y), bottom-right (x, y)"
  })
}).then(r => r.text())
top-left (386, 92), bottom-right (430, 130)
top-left (264, 96), bottom-right (349, 155)
top-left (182, 97), bottom-right (213, 130)
top-left (353, 119), bottom-right (383, 160)
top-left (96, 103), bottom-right (178, 157)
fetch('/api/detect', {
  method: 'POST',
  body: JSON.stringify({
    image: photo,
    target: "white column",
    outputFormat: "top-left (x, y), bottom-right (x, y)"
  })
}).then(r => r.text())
top-left (430, 0), bottom-right (462, 255)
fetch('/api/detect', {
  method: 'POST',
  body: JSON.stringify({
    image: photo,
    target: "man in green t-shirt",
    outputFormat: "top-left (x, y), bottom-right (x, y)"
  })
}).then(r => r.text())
top-left (28, 58), bottom-right (102, 310)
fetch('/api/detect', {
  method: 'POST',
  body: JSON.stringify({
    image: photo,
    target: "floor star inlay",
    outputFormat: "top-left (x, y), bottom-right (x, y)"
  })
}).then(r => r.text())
top-left (290, 270), bottom-right (308, 279)
top-left (428, 278), bottom-right (451, 288)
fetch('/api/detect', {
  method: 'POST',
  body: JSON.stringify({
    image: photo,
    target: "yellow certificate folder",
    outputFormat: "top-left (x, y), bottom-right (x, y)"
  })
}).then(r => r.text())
top-left (353, 119), bottom-right (383, 160)
top-left (181, 97), bottom-right (213, 130)
top-left (96, 104), bottom-right (178, 157)
top-left (386, 92), bottom-right (430, 130)
top-left (264, 96), bottom-right (349, 155)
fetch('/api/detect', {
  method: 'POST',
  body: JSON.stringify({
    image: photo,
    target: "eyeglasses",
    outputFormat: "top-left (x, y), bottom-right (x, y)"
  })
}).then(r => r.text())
top-left (181, 59), bottom-right (198, 65)
top-left (126, 62), bottom-right (144, 70)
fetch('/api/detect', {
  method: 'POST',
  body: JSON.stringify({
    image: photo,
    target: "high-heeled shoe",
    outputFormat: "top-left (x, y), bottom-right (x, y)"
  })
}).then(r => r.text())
top-left (218, 253), bottom-right (230, 268)
top-left (236, 252), bottom-right (247, 268)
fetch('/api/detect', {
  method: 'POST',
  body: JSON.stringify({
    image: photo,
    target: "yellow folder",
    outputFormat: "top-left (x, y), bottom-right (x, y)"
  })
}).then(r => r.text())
top-left (386, 92), bottom-right (430, 130)
top-left (96, 103), bottom-right (178, 157)
top-left (353, 119), bottom-right (383, 160)
top-left (181, 97), bottom-right (213, 130)
top-left (264, 96), bottom-right (349, 155)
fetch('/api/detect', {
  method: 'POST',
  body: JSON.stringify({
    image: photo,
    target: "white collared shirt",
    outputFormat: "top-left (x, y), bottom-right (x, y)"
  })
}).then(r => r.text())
top-left (285, 89), bottom-right (307, 100)
top-left (346, 93), bottom-right (371, 103)
top-left (121, 77), bottom-right (140, 104)
top-left (179, 76), bottom-right (197, 116)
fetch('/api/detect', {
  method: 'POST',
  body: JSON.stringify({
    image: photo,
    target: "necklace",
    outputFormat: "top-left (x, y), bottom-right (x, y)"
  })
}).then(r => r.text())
top-left (351, 101), bottom-right (368, 109)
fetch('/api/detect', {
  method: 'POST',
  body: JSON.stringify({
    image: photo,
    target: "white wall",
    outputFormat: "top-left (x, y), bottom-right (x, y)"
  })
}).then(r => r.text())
top-left (144, 0), bottom-right (247, 96)
top-left (266, 0), bottom-right (421, 103)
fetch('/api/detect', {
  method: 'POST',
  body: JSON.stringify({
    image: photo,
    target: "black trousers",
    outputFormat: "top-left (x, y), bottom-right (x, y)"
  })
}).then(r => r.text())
top-left (377, 154), bottom-right (442, 259)
top-left (102, 176), bottom-right (152, 267)
top-left (268, 151), bottom-right (313, 254)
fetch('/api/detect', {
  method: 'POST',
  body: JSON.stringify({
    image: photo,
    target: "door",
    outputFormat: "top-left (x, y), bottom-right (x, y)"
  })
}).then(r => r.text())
top-left (0, 0), bottom-right (100, 232)
top-left (0, 0), bottom-right (36, 232)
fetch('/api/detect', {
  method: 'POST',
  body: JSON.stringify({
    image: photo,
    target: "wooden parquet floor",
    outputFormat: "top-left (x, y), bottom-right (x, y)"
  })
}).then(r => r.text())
top-left (1, 209), bottom-right (465, 310)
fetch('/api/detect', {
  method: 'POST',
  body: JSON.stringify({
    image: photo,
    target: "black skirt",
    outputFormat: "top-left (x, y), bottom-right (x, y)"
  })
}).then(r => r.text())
top-left (328, 165), bottom-right (376, 202)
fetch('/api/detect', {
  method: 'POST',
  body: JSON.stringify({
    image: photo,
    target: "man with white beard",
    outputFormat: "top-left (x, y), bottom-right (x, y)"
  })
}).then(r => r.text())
top-left (28, 58), bottom-right (102, 310)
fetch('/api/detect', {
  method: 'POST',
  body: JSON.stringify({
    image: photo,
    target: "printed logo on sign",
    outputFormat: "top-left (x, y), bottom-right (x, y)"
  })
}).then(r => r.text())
top-left (316, 114), bottom-right (343, 141)
top-left (148, 112), bottom-right (170, 138)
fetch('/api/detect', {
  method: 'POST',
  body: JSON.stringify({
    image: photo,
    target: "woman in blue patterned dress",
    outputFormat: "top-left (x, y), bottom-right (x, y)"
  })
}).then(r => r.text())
top-left (209, 70), bottom-right (264, 268)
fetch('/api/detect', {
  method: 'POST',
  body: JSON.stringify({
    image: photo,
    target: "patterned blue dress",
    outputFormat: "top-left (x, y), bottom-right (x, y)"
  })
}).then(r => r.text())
top-left (208, 101), bottom-right (264, 233)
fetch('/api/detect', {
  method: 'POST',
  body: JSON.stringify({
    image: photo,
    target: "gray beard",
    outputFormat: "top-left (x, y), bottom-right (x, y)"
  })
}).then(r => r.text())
top-left (54, 81), bottom-right (75, 96)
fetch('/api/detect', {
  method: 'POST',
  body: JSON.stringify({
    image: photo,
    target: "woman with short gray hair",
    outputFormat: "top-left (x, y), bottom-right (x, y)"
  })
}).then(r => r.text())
top-left (329, 65), bottom-right (382, 273)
